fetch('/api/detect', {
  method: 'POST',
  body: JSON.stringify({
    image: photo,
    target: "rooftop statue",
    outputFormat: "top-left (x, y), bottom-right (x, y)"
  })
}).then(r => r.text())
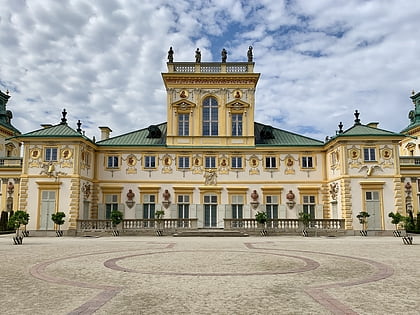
top-left (167, 46), bottom-right (174, 63)
top-left (247, 46), bottom-right (253, 62)
top-left (195, 48), bottom-right (201, 63)
top-left (221, 48), bottom-right (227, 62)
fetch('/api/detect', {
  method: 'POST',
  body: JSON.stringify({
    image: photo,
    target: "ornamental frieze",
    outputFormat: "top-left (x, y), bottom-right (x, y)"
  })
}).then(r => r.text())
top-left (165, 78), bottom-right (258, 86)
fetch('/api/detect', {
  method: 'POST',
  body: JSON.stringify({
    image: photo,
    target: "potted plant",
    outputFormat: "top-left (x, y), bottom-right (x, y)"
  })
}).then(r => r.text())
top-left (51, 212), bottom-right (66, 237)
top-left (388, 212), bottom-right (403, 237)
top-left (155, 210), bottom-right (165, 236)
top-left (298, 212), bottom-right (311, 237)
top-left (110, 210), bottom-right (123, 236)
top-left (255, 211), bottom-right (268, 236)
top-left (356, 211), bottom-right (370, 236)
top-left (8, 211), bottom-right (29, 245)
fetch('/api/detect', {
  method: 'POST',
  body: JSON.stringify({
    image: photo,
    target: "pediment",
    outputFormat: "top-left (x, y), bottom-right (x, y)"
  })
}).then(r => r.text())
top-left (226, 100), bottom-right (250, 111)
top-left (172, 99), bottom-right (196, 111)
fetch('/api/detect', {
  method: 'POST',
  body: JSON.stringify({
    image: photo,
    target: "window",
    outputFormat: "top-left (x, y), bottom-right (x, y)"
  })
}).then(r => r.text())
top-left (107, 156), bottom-right (119, 168)
top-left (45, 147), bottom-right (58, 161)
top-left (178, 156), bottom-right (190, 169)
top-left (363, 148), bottom-right (376, 161)
top-left (231, 156), bottom-right (242, 169)
top-left (232, 114), bottom-right (243, 136)
top-left (145, 155), bottom-right (156, 168)
top-left (265, 195), bottom-right (278, 220)
top-left (205, 156), bottom-right (216, 169)
top-left (143, 194), bottom-right (156, 227)
top-left (178, 195), bottom-right (190, 227)
top-left (302, 156), bottom-right (313, 168)
top-left (231, 195), bottom-right (243, 227)
top-left (202, 97), bottom-right (218, 136)
top-left (178, 113), bottom-right (189, 136)
top-left (105, 194), bottom-right (118, 219)
top-left (303, 195), bottom-right (316, 219)
top-left (265, 156), bottom-right (276, 168)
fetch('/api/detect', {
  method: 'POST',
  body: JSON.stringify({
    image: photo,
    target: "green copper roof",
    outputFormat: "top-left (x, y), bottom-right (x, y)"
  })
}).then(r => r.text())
top-left (0, 90), bottom-right (21, 135)
top-left (254, 122), bottom-right (323, 146)
top-left (17, 123), bottom-right (87, 139)
top-left (401, 91), bottom-right (420, 133)
top-left (328, 124), bottom-right (404, 142)
top-left (97, 123), bottom-right (167, 146)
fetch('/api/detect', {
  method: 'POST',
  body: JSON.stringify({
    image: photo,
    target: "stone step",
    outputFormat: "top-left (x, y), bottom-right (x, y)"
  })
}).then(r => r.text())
top-left (173, 230), bottom-right (249, 237)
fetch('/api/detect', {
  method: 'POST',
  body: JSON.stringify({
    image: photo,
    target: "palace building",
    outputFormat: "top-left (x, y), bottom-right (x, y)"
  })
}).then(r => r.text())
top-left (1, 49), bottom-right (419, 235)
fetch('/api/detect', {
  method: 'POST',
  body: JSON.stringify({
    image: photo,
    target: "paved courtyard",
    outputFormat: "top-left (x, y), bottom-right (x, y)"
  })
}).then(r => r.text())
top-left (0, 234), bottom-right (419, 315)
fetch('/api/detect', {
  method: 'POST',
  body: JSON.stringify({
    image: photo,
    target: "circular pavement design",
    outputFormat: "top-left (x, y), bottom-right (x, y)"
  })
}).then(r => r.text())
top-left (103, 250), bottom-right (320, 276)
top-left (29, 241), bottom-right (394, 315)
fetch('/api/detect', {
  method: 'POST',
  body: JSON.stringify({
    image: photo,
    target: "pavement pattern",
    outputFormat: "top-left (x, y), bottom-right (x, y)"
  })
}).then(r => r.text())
top-left (1, 234), bottom-right (419, 315)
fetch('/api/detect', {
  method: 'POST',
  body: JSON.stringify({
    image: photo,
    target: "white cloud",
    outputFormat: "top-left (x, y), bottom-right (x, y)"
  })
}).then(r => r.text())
top-left (0, 0), bottom-right (419, 142)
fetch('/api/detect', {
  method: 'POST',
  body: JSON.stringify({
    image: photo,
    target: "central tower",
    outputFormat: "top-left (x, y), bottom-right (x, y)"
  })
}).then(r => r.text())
top-left (162, 48), bottom-right (260, 148)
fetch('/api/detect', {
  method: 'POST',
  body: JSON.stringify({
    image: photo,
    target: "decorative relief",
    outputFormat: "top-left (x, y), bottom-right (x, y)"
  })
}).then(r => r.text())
top-left (380, 146), bottom-right (394, 168)
top-left (329, 182), bottom-right (339, 201)
top-left (283, 155), bottom-right (296, 175)
top-left (126, 189), bottom-right (135, 209)
top-left (233, 90), bottom-right (242, 99)
top-left (286, 190), bottom-right (296, 209)
top-left (40, 162), bottom-right (66, 179)
top-left (82, 183), bottom-right (91, 200)
top-left (161, 154), bottom-right (173, 174)
top-left (359, 164), bottom-right (383, 176)
top-left (29, 146), bottom-right (42, 168)
top-left (348, 146), bottom-right (362, 168)
top-left (192, 155), bottom-right (203, 174)
top-left (123, 154), bottom-right (139, 174)
top-left (60, 146), bottom-right (73, 168)
top-left (330, 149), bottom-right (340, 171)
top-left (248, 155), bottom-right (260, 175)
top-left (218, 155), bottom-right (229, 174)
top-left (204, 170), bottom-right (217, 185)
top-left (80, 147), bottom-right (91, 171)
top-left (180, 90), bottom-right (188, 98)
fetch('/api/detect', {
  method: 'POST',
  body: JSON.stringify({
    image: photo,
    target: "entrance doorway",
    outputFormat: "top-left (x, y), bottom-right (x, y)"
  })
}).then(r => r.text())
top-left (204, 195), bottom-right (217, 227)
top-left (365, 191), bottom-right (382, 230)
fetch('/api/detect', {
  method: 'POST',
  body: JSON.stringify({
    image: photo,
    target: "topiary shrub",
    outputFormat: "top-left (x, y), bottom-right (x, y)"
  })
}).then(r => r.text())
top-left (51, 212), bottom-right (66, 236)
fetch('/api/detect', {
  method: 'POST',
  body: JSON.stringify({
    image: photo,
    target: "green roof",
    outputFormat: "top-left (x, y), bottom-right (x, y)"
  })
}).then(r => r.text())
top-left (254, 122), bottom-right (324, 146)
top-left (333, 123), bottom-right (403, 138)
top-left (97, 123), bottom-right (167, 146)
top-left (97, 122), bottom-right (323, 147)
top-left (16, 123), bottom-right (89, 139)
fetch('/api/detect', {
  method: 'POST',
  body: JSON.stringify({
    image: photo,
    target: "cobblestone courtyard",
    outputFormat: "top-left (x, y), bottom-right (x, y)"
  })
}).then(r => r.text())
top-left (1, 235), bottom-right (419, 314)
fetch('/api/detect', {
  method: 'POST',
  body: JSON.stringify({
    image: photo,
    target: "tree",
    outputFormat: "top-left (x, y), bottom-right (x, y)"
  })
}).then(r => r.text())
top-left (51, 212), bottom-right (66, 236)
top-left (388, 212), bottom-right (403, 231)
top-left (8, 211), bottom-right (29, 244)
top-left (356, 211), bottom-right (370, 233)
top-left (298, 212), bottom-right (310, 229)
top-left (110, 210), bottom-right (123, 236)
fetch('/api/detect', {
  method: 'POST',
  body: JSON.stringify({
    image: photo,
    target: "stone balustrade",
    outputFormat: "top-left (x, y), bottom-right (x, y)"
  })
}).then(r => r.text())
top-left (168, 62), bottom-right (253, 73)
top-left (77, 218), bottom-right (344, 234)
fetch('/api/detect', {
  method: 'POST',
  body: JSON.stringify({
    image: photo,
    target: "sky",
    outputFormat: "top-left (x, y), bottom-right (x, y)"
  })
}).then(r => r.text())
top-left (0, 0), bottom-right (419, 142)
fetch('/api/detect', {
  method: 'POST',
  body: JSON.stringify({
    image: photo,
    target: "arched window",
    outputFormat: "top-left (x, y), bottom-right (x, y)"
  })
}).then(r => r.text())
top-left (202, 97), bottom-right (218, 136)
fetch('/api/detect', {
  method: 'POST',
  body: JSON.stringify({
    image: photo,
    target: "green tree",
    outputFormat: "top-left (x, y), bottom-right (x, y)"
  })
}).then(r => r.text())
top-left (388, 212), bottom-right (403, 231)
top-left (51, 212), bottom-right (66, 234)
top-left (8, 211), bottom-right (29, 239)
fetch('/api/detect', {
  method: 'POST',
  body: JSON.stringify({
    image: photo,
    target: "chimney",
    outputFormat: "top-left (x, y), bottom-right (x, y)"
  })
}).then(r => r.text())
top-left (99, 126), bottom-right (112, 140)
top-left (367, 122), bottom-right (379, 128)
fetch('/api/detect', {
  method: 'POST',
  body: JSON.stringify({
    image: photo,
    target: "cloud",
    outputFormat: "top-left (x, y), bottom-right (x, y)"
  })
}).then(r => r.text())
top-left (0, 0), bottom-right (419, 142)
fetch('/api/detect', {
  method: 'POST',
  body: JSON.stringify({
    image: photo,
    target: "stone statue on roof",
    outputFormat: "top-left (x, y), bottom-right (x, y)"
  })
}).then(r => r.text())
top-left (221, 48), bottom-right (227, 62)
top-left (167, 47), bottom-right (174, 63)
top-left (247, 46), bottom-right (253, 62)
top-left (195, 48), bottom-right (201, 63)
